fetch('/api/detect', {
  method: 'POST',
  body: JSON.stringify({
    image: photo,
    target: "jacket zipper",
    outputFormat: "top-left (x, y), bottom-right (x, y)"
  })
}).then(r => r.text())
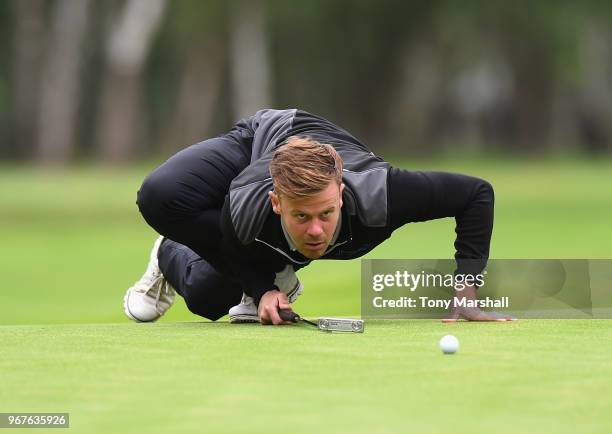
top-left (254, 237), bottom-right (351, 264)
top-left (254, 238), bottom-right (311, 264)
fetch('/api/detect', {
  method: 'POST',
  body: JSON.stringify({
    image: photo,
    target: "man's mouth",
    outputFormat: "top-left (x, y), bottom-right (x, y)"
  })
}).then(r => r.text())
top-left (304, 241), bottom-right (325, 250)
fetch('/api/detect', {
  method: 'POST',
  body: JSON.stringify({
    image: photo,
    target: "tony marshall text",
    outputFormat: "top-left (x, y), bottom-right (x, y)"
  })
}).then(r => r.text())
top-left (372, 296), bottom-right (509, 309)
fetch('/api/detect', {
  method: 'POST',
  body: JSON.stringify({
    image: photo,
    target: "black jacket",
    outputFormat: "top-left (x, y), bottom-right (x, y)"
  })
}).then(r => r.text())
top-left (218, 109), bottom-right (494, 305)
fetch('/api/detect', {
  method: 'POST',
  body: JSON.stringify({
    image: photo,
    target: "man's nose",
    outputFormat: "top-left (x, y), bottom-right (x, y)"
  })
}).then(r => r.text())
top-left (306, 220), bottom-right (324, 236)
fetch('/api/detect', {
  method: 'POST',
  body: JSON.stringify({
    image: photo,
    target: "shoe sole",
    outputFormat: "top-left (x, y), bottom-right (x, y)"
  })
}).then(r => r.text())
top-left (229, 314), bottom-right (259, 324)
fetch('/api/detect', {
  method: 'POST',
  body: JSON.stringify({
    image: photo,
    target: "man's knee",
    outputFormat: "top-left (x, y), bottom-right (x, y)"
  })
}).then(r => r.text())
top-left (183, 291), bottom-right (229, 321)
top-left (475, 178), bottom-right (495, 204)
top-left (182, 293), bottom-right (227, 321)
top-left (136, 167), bottom-right (182, 230)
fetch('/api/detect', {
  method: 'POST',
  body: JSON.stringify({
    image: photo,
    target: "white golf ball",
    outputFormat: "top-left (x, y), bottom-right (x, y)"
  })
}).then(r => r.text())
top-left (439, 335), bottom-right (459, 354)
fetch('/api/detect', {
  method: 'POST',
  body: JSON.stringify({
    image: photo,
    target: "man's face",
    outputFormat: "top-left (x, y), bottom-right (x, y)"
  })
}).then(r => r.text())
top-left (269, 181), bottom-right (344, 259)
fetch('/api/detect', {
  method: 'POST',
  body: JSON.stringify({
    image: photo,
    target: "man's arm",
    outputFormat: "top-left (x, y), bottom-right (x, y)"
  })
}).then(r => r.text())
top-left (387, 168), bottom-right (512, 321)
top-left (218, 195), bottom-right (296, 324)
top-left (387, 168), bottom-right (494, 270)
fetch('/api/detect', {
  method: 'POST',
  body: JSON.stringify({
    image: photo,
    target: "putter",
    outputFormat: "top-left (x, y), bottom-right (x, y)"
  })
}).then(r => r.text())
top-left (278, 309), bottom-right (364, 333)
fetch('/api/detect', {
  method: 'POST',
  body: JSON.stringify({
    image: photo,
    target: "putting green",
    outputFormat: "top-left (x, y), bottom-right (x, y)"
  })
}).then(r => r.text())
top-left (2, 320), bottom-right (611, 434)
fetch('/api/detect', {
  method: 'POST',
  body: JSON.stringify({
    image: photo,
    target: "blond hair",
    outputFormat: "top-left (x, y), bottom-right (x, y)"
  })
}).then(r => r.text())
top-left (270, 136), bottom-right (343, 198)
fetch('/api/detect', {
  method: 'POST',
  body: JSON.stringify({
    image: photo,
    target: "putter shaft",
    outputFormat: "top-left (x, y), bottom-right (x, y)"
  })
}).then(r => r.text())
top-left (300, 317), bottom-right (318, 327)
top-left (278, 309), bottom-right (318, 328)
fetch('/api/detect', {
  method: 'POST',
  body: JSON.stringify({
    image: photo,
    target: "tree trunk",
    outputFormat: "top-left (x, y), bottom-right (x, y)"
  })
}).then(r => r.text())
top-left (10, 0), bottom-right (45, 159)
top-left (229, 0), bottom-right (272, 119)
top-left (161, 46), bottom-right (225, 153)
top-left (576, 21), bottom-right (612, 153)
top-left (35, 0), bottom-right (91, 164)
top-left (385, 40), bottom-right (442, 152)
top-left (97, 0), bottom-right (167, 162)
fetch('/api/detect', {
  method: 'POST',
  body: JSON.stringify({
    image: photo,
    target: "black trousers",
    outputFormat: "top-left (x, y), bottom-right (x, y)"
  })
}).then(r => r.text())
top-left (136, 135), bottom-right (250, 320)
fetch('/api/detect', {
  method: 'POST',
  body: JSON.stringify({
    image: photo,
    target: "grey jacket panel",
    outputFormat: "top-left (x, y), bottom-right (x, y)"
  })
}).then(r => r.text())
top-left (342, 167), bottom-right (388, 227)
top-left (244, 109), bottom-right (298, 163)
top-left (229, 177), bottom-right (274, 245)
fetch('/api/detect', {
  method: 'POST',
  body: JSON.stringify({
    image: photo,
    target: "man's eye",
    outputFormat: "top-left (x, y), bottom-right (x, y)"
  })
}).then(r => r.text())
top-left (296, 214), bottom-right (306, 219)
top-left (322, 211), bottom-right (332, 217)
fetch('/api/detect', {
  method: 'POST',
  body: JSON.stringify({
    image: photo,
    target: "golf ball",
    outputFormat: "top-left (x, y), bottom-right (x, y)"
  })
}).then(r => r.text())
top-left (439, 335), bottom-right (459, 354)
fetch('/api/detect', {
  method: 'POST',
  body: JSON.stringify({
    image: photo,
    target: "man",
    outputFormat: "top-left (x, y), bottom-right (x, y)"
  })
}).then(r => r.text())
top-left (124, 109), bottom-right (510, 325)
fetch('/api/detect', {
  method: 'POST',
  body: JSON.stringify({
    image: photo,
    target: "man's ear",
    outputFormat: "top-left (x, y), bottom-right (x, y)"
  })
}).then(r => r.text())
top-left (268, 191), bottom-right (281, 215)
top-left (339, 183), bottom-right (345, 208)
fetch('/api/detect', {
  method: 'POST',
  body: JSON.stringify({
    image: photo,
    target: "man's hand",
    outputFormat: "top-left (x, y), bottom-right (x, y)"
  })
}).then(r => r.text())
top-left (443, 285), bottom-right (516, 322)
top-left (258, 289), bottom-right (293, 325)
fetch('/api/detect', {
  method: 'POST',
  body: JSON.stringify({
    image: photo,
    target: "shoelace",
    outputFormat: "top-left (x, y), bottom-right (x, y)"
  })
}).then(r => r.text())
top-left (156, 282), bottom-right (176, 315)
top-left (153, 281), bottom-right (166, 315)
top-left (132, 270), bottom-right (166, 313)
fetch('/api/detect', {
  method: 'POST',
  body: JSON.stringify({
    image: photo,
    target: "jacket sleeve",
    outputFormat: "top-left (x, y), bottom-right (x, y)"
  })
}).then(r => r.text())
top-left (387, 167), bottom-right (494, 275)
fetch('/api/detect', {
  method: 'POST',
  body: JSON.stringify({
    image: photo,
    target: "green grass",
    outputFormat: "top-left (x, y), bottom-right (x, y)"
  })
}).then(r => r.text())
top-left (1, 157), bottom-right (611, 434)
top-left (2, 320), bottom-right (611, 434)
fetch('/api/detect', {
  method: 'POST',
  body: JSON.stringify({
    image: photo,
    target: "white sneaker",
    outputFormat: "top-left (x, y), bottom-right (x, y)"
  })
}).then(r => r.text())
top-left (124, 236), bottom-right (176, 322)
top-left (228, 267), bottom-right (303, 323)
top-left (228, 293), bottom-right (259, 323)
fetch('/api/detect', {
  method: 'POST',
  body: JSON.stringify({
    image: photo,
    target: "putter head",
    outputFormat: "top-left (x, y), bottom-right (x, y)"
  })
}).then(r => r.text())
top-left (317, 317), bottom-right (364, 333)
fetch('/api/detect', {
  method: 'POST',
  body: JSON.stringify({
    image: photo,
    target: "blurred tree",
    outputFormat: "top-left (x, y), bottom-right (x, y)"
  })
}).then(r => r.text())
top-left (494, 4), bottom-right (558, 150)
top-left (9, 0), bottom-right (45, 159)
top-left (268, 0), bottom-right (435, 149)
top-left (423, 3), bottom-right (517, 152)
top-left (229, 0), bottom-right (272, 120)
top-left (2, 0), bottom-right (612, 161)
top-left (386, 38), bottom-right (446, 153)
top-left (575, 19), bottom-right (612, 153)
top-left (35, 0), bottom-right (91, 163)
top-left (97, 0), bottom-right (167, 162)
top-left (156, 0), bottom-right (229, 152)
